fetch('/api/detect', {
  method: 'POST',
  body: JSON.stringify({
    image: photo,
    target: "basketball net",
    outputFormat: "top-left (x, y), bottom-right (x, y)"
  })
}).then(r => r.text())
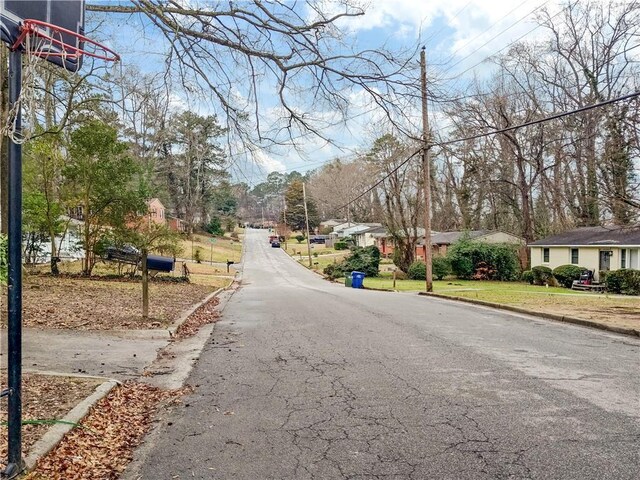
top-left (1, 22), bottom-right (120, 144)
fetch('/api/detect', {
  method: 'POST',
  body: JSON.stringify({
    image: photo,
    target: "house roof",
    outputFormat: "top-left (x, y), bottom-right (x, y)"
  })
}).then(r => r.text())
top-left (354, 225), bottom-right (388, 235)
top-left (429, 230), bottom-right (489, 245)
top-left (529, 225), bottom-right (640, 247)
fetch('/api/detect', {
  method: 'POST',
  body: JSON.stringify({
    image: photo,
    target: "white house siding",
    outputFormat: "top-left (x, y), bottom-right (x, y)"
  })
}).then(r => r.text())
top-left (531, 246), bottom-right (634, 281)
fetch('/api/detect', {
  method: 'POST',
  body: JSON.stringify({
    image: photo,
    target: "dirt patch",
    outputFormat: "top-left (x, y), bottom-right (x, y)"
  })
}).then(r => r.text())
top-left (24, 382), bottom-right (189, 480)
top-left (0, 373), bottom-right (101, 468)
top-left (3, 275), bottom-right (214, 330)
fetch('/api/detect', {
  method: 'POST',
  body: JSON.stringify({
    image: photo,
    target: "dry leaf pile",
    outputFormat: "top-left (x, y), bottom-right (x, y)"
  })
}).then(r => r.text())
top-left (6, 276), bottom-right (213, 330)
top-left (24, 382), bottom-right (189, 480)
top-left (0, 373), bottom-right (100, 470)
top-left (174, 297), bottom-right (220, 339)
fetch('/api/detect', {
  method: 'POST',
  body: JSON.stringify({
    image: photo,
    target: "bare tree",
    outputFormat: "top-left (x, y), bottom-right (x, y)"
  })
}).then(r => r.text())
top-left (86, 1), bottom-right (419, 147)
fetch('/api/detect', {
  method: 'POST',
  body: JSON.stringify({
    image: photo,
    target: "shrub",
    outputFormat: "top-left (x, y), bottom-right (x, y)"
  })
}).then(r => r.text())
top-left (295, 234), bottom-right (305, 244)
top-left (407, 261), bottom-right (426, 280)
top-left (553, 265), bottom-right (587, 289)
top-left (194, 247), bottom-right (203, 264)
top-left (323, 263), bottom-right (343, 280)
top-left (447, 237), bottom-right (520, 281)
top-left (432, 256), bottom-right (451, 280)
top-left (329, 245), bottom-right (381, 278)
top-left (531, 265), bottom-right (553, 285)
top-left (602, 269), bottom-right (640, 295)
top-left (393, 269), bottom-right (407, 280)
top-left (521, 270), bottom-right (534, 284)
top-left (334, 241), bottom-right (348, 250)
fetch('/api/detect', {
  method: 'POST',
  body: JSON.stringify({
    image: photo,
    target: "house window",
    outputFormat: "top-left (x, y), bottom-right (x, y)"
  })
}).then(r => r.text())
top-left (621, 249), bottom-right (626, 269)
top-left (543, 248), bottom-right (550, 263)
top-left (630, 249), bottom-right (639, 269)
top-left (571, 248), bottom-right (579, 265)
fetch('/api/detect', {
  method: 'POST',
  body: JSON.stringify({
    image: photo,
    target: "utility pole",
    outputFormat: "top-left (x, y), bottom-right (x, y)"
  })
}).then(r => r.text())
top-left (283, 198), bottom-right (288, 250)
top-left (421, 46), bottom-right (433, 292)
top-left (302, 182), bottom-right (312, 268)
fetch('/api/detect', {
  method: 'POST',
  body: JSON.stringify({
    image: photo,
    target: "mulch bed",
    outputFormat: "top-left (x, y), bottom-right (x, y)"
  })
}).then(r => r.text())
top-left (0, 373), bottom-right (101, 469)
top-left (2, 275), bottom-right (213, 330)
top-left (23, 382), bottom-right (190, 480)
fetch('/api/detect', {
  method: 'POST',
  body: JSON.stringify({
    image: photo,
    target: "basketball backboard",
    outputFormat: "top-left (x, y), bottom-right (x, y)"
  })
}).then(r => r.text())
top-left (0, 0), bottom-right (85, 71)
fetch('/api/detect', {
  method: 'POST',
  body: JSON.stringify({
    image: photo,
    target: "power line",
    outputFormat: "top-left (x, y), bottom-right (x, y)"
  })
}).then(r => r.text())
top-left (337, 90), bottom-right (640, 210)
top-left (439, 0), bottom-right (547, 77)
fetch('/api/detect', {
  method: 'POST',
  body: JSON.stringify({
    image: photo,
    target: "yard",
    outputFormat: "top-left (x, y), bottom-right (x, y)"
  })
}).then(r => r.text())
top-left (179, 233), bottom-right (242, 263)
top-left (3, 273), bottom-right (218, 330)
top-left (359, 276), bottom-right (640, 331)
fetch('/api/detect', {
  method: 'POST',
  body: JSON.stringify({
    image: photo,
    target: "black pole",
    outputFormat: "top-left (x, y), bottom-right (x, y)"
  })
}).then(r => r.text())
top-left (5, 48), bottom-right (23, 478)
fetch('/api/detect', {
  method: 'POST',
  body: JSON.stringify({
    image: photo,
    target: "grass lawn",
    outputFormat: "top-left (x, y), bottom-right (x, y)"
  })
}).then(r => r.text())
top-left (361, 276), bottom-right (640, 331)
top-left (179, 233), bottom-right (242, 263)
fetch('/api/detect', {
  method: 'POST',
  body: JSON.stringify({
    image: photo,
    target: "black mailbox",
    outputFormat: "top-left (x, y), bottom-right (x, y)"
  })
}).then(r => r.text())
top-left (147, 255), bottom-right (174, 272)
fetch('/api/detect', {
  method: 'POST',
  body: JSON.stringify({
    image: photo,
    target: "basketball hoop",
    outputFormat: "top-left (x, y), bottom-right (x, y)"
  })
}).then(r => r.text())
top-left (1, 19), bottom-right (120, 144)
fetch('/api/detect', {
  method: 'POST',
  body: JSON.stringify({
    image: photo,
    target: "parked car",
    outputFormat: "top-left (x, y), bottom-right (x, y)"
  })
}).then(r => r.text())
top-left (103, 244), bottom-right (140, 263)
top-left (271, 241), bottom-right (281, 248)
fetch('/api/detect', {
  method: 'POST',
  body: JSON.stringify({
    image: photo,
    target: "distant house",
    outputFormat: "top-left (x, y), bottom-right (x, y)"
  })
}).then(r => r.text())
top-left (167, 216), bottom-right (187, 233)
top-left (320, 219), bottom-right (345, 229)
top-left (419, 230), bottom-right (525, 257)
top-left (378, 229), bottom-right (524, 260)
top-left (529, 225), bottom-right (640, 280)
top-left (352, 225), bottom-right (389, 248)
top-left (376, 228), bottom-right (426, 257)
top-left (146, 198), bottom-right (166, 226)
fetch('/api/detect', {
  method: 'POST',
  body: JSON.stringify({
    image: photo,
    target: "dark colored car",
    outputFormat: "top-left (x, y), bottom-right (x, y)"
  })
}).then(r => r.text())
top-left (103, 244), bottom-right (141, 263)
top-left (271, 241), bottom-right (281, 248)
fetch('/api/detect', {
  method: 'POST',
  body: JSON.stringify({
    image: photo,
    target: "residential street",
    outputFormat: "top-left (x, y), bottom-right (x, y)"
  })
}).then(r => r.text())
top-left (127, 228), bottom-right (640, 480)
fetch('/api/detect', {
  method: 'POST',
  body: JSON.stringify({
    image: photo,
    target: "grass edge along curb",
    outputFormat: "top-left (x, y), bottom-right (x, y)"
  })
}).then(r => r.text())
top-left (23, 379), bottom-right (120, 471)
top-left (419, 292), bottom-right (640, 338)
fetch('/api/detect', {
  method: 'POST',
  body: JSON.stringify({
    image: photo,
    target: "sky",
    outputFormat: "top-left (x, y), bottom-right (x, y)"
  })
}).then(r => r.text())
top-left (89, 0), bottom-right (563, 187)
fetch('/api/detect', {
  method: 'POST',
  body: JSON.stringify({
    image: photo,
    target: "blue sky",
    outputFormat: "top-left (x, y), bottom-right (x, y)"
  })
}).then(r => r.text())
top-left (88, 0), bottom-right (557, 186)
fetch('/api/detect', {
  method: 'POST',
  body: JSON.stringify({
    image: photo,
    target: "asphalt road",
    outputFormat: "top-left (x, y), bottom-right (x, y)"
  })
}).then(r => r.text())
top-left (129, 228), bottom-right (640, 480)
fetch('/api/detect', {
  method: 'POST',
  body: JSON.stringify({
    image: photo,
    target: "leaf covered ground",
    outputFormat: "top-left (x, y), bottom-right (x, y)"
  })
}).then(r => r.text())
top-left (0, 373), bottom-right (101, 470)
top-left (24, 382), bottom-right (189, 480)
top-left (3, 275), bottom-right (214, 330)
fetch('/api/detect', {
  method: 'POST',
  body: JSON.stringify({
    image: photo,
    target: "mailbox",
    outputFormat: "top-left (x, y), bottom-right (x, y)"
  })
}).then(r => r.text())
top-left (146, 254), bottom-right (174, 272)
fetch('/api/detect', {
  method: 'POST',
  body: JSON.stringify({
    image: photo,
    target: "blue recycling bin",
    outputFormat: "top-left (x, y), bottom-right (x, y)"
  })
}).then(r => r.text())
top-left (351, 271), bottom-right (365, 289)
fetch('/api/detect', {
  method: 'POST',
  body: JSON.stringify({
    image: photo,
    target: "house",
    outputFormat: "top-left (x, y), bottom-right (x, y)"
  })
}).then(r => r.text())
top-left (377, 229), bottom-right (524, 260)
top-left (529, 225), bottom-right (640, 280)
top-left (420, 230), bottom-right (525, 257)
top-left (352, 225), bottom-right (388, 248)
top-left (146, 198), bottom-right (166, 225)
top-left (320, 219), bottom-right (345, 230)
top-left (167, 215), bottom-right (187, 233)
top-left (376, 228), bottom-right (426, 257)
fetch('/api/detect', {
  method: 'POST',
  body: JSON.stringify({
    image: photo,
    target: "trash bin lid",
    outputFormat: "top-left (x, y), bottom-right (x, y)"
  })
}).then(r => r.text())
top-left (351, 271), bottom-right (365, 276)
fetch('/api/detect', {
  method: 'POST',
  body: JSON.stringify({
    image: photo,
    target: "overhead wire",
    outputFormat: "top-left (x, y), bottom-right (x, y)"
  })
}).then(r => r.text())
top-left (336, 90), bottom-right (640, 211)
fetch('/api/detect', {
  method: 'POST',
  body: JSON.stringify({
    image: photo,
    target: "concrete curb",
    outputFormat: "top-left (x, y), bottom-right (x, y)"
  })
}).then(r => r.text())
top-left (167, 287), bottom-right (225, 337)
top-left (418, 291), bottom-right (640, 337)
top-left (24, 379), bottom-right (120, 471)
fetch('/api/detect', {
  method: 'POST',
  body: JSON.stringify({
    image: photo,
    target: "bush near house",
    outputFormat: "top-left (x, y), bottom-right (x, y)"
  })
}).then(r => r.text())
top-left (447, 238), bottom-right (520, 281)
top-left (552, 264), bottom-right (587, 289)
top-left (521, 270), bottom-right (534, 284)
top-left (322, 245), bottom-right (381, 279)
top-left (407, 257), bottom-right (451, 281)
top-left (334, 241), bottom-right (348, 250)
top-left (407, 261), bottom-right (426, 280)
top-left (601, 269), bottom-right (640, 295)
top-left (531, 266), bottom-right (554, 286)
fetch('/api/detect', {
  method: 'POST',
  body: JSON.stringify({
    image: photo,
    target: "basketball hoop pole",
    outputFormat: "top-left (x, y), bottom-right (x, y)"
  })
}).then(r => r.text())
top-left (3, 48), bottom-right (24, 478)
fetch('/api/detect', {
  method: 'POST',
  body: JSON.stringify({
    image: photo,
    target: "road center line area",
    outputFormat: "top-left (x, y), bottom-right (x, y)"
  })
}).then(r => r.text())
top-left (128, 229), bottom-right (640, 480)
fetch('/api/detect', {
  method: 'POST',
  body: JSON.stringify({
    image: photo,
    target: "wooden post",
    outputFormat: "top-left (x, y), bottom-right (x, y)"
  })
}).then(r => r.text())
top-left (302, 182), bottom-right (312, 268)
top-left (393, 268), bottom-right (397, 290)
top-left (420, 47), bottom-right (433, 293)
top-left (142, 249), bottom-right (149, 319)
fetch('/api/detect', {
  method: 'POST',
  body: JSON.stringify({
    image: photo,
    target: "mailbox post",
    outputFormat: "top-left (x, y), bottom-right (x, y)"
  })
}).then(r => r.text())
top-left (142, 249), bottom-right (149, 319)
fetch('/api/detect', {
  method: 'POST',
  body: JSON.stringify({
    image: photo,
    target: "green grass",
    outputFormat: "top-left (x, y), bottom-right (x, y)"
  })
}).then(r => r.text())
top-left (180, 233), bottom-right (242, 263)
